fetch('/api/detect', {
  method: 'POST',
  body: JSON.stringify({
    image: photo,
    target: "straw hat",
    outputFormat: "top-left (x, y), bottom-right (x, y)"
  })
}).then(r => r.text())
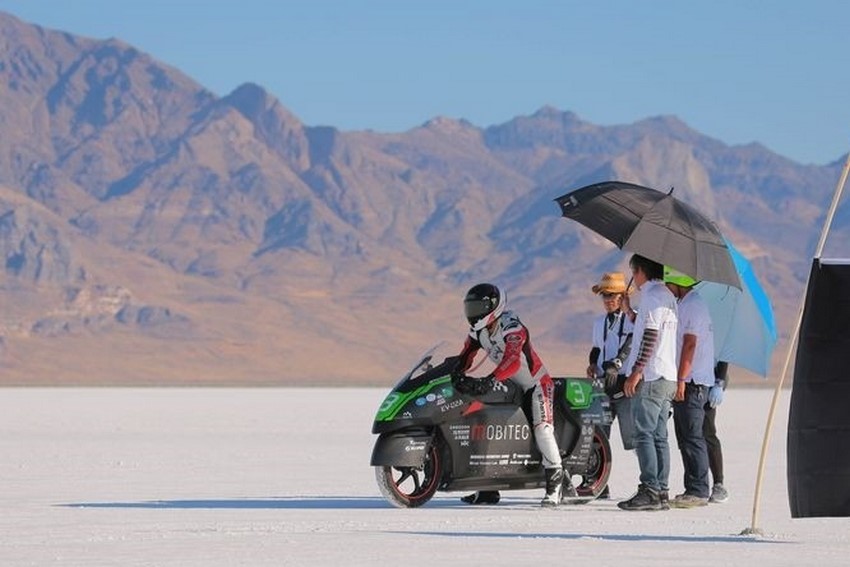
top-left (591, 272), bottom-right (629, 295)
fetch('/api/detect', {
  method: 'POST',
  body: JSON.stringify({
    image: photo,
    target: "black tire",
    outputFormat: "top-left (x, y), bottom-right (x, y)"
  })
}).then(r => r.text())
top-left (575, 426), bottom-right (612, 498)
top-left (375, 441), bottom-right (443, 508)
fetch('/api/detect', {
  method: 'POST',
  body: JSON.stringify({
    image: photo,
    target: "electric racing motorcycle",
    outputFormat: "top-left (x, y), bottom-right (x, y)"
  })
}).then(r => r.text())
top-left (370, 344), bottom-right (613, 508)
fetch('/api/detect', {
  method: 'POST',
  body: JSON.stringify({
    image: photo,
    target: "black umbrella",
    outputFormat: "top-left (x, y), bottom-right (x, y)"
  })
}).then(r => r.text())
top-left (555, 181), bottom-right (741, 289)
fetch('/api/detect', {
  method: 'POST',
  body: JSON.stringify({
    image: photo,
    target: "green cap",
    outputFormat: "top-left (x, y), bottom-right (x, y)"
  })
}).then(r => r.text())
top-left (664, 266), bottom-right (697, 287)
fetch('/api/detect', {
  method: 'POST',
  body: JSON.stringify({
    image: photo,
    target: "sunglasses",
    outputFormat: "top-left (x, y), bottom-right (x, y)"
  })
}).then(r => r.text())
top-left (601, 292), bottom-right (620, 299)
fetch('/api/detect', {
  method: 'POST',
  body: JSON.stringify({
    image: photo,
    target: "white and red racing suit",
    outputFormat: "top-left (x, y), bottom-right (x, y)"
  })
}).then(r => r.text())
top-left (458, 310), bottom-right (562, 469)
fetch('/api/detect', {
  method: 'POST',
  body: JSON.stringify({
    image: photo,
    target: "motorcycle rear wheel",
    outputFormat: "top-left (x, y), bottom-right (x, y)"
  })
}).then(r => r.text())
top-left (375, 442), bottom-right (443, 508)
top-left (575, 426), bottom-right (612, 498)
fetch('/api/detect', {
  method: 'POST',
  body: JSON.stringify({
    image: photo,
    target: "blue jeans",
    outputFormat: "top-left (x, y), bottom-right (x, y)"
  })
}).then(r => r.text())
top-left (673, 383), bottom-right (710, 498)
top-left (631, 379), bottom-right (677, 492)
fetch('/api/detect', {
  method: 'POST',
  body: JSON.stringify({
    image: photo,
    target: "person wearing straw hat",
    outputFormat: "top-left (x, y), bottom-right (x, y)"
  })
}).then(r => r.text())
top-left (587, 273), bottom-right (636, 442)
top-left (586, 271), bottom-right (636, 500)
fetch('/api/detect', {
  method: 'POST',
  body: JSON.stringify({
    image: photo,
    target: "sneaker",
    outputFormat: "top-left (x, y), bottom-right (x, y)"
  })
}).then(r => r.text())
top-left (709, 483), bottom-right (729, 503)
top-left (670, 493), bottom-right (709, 508)
top-left (617, 484), bottom-right (665, 511)
top-left (659, 490), bottom-right (670, 510)
top-left (461, 491), bottom-right (500, 505)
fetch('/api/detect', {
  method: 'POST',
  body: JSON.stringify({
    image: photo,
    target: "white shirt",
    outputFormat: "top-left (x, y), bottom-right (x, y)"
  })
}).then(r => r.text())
top-left (624, 279), bottom-right (678, 382)
top-left (677, 289), bottom-right (715, 386)
top-left (590, 310), bottom-right (634, 376)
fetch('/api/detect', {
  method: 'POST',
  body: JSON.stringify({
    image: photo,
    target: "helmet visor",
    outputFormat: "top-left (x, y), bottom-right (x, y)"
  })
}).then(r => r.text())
top-left (464, 297), bottom-right (494, 326)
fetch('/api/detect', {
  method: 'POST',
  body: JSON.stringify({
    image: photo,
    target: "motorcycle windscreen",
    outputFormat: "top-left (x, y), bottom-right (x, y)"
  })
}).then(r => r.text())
top-left (787, 259), bottom-right (850, 518)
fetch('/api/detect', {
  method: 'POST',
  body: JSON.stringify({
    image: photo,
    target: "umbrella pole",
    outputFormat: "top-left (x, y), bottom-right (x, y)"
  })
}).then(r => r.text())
top-left (741, 148), bottom-right (850, 536)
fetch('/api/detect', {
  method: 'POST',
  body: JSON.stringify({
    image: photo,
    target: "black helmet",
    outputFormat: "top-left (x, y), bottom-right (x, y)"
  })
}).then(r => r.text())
top-left (464, 283), bottom-right (505, 331)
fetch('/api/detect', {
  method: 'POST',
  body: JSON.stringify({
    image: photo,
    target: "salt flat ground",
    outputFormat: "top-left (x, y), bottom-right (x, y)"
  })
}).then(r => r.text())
top-left (0, 387), bottom-right (847, 566)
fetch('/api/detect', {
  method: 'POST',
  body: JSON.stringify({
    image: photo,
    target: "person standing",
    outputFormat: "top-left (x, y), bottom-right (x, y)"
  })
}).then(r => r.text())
top-left (705, 361), bottom-right (730, 503)
top-left (586, 272), bottom-right (635, 456)
top-left (664, 267), bottom-right (715, 508)
top-left (618, 255), bottom-right (679, 512)
top-left (454, 283), bottom-right (566, 507)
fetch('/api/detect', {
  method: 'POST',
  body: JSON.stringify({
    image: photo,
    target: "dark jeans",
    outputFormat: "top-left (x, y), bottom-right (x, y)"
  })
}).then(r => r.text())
top-left (703, 402), bottom-right (723, 485)
top-left (602, 374), bottom-right (636, 450)
top-left (673, 383), bottom-right (710, 498)
top-left (602, 393), bottom-right (635, 450)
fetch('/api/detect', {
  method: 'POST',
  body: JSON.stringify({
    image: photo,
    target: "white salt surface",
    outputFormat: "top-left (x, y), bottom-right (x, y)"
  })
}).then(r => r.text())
top-left (0, 387), bottom-right (847, 566)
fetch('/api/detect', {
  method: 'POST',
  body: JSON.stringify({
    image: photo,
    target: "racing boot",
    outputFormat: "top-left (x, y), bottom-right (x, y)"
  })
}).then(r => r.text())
top-left (541, 467), bottom-right (564, 507)
top-left (461, 491), bottom-right (500, 505)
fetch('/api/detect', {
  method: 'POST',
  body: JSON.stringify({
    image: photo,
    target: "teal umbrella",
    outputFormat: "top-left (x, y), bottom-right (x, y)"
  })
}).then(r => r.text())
top-left (695, 242), bottom-right (778, 376)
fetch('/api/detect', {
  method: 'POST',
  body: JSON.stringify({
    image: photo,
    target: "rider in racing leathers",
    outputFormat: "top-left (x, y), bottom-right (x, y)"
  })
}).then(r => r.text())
top-left (454, 283), bottom-right (570, 507)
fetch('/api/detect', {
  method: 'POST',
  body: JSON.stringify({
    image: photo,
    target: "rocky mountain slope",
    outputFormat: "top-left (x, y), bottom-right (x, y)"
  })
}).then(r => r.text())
top-left (0, 11), bottom-right (846, 385)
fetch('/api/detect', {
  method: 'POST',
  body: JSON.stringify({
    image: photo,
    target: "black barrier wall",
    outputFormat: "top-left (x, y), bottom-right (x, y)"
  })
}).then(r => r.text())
top-left (787, 259), bottom-right (850, 517)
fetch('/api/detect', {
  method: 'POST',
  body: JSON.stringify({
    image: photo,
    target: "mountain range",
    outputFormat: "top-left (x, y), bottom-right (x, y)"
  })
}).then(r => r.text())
top-left (0, 11), bottom-right (847, 385)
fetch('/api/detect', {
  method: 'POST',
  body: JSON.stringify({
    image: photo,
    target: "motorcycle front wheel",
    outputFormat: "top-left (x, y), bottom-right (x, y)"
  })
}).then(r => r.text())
top-left (375, 442), bottom-right (443, 508)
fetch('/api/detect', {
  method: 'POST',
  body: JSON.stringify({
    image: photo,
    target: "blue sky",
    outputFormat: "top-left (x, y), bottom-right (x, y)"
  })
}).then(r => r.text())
top-left (3, 0), bottom-right (848, 165)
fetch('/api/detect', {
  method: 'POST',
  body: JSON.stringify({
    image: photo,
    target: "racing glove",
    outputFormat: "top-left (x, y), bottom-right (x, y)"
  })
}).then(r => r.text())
top-left (452, 373), bottom-right (493, 396)
top-left (451, 371), bottom-right (471, 394)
